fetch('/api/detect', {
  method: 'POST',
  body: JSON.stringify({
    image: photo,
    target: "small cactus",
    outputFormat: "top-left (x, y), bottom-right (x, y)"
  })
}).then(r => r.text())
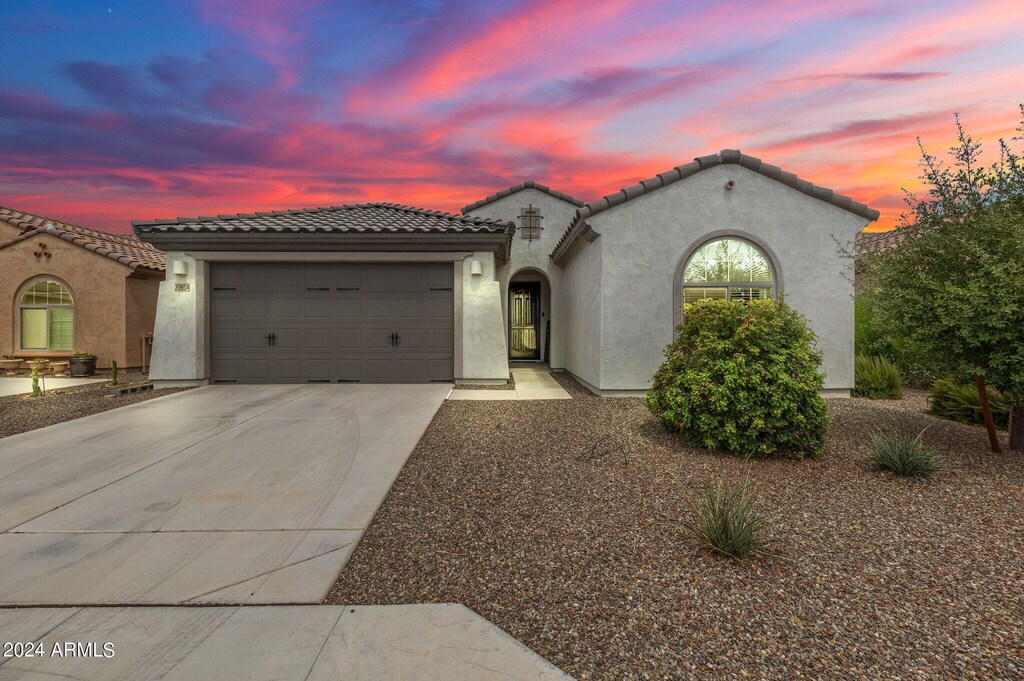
top-left (31, 368), bottom-right (42, 397)
top-left (111, 360), bottom-right (118, 386)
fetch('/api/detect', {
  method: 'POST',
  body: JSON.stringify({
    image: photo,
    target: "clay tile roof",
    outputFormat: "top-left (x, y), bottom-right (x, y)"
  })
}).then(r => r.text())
top-left (550, 150), bottom-right (881, 262)
top-left (0, 205), bottom-right (165, 272)
top-left (461, 180), bottom-right (585, 214)
top-left (132, 202), bottom-right (514, 235)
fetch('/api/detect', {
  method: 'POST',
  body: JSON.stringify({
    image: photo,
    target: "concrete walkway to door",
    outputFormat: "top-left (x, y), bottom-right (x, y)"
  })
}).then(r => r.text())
top-left (0, 383), bottom-right (449, 605)
top-left (448, 365), bottom-right (572, 401)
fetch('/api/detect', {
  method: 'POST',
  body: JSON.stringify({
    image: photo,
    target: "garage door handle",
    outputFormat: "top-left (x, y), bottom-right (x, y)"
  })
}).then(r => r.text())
top-left (265, 333), bottom-right (277, 347)
top-left (387, 332), bottom-right (401, 347)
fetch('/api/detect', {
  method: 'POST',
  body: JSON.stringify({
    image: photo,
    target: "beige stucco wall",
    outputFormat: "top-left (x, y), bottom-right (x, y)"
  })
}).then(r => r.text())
top-left (125, 273), bottom-right (163, 368)
top-left (571, 164), bottom-right (867, 394)
top-left (0, 233), bottom-right (135, 368)
top-left (0, 219), bottom-right (24, 242)
top-left (465, 188), bottom-right (581, 368)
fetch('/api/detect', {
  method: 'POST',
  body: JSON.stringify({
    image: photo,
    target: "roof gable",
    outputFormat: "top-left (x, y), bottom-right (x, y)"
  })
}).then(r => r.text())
top-left (462, 181), bottom-right (585, 214)
top-left (0, 206), bottom-right (165, 272)
top-left (550, 150), bottom-right (880, 262)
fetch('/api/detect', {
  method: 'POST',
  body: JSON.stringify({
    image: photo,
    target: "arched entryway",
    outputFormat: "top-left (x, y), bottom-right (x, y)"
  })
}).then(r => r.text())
top-left (508, 268), bottom-right (551, 362)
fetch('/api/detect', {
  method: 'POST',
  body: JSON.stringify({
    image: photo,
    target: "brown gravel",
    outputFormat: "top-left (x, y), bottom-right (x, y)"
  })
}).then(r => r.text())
top-left (452, 377), bottom-right (516, 390)
top-left (0, 372), bottom-right (192, 439)
top-left (328, 373), bottom-right (1024, 680)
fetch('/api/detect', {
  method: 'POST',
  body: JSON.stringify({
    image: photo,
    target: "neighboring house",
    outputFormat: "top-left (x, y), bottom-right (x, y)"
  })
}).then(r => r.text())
top-left (0, 207), bottom-right (166, 369)
top-left (135, 149), bottom-right (878, 395)
top-left (853, 227), bottom-right (907, 290)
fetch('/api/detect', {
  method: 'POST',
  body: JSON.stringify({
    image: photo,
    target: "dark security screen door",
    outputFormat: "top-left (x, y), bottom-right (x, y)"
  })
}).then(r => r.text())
top-left (509, 283), bottom-right (540, 360)
top-left (210, 262), bottom-right (453, 383)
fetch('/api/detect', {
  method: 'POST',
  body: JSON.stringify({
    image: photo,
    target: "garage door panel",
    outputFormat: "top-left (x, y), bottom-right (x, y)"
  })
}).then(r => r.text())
top-left (302, 298), bottom-right (331, 317)
top-left (270, 298), bottom-right (301, 317)
top-left (336, 299), bottom-right (362, 317)
top-left (211, 263), bottom-right (453, 383)
top-left (242, 298), bottom-right (268, 318)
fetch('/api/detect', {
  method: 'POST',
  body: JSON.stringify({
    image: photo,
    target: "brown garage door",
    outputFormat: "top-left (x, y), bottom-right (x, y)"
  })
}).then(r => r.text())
top-left (210, 262), bottom-right (454, 383)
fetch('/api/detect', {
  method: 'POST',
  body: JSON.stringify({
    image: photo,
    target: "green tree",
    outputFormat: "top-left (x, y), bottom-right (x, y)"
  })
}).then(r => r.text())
top-left (860, 106), bottom-right (1024, 452)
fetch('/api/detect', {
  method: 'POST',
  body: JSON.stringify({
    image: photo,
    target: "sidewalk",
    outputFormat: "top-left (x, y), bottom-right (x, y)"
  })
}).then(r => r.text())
top-left (0, 604), bottom-right (571, 680)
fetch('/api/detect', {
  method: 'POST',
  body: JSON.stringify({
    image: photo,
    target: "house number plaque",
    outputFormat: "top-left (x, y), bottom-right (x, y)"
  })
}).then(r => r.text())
top-left (174, 283), bottom-right (190, 292)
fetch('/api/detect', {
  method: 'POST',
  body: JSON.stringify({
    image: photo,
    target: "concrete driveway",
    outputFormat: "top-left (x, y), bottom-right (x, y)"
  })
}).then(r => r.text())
top-left (0, 383), bottom-right (449, 605)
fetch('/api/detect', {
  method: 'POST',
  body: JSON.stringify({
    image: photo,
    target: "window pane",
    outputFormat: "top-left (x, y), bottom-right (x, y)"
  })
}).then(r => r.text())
top-left (21, 309), bottom-right (47, 349)
top-left (729, 287), bottom-right (772, 303)
top-left (684, 239), bottom-right (772, 283)
top-left (683, 287), bottom-right (728, 305)
top-left (48, 308), bottom-right (74, 350)
top-left (20, 280), bottom-right (73, 305)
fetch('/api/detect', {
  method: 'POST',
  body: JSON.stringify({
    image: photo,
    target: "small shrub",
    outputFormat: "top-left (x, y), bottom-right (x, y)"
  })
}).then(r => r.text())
top-left (687, 477), bottom-right (773, 560)
top-left (646, 298), bottom-right (828, 458)
top-left (854, 355), bottom-right (904, 399)
top-left (72, 352), bottom-right (97, 359)
top-left (929, 377), bottom-right (1009, 429)
top-left (869, 429), bottom-right (945, 478)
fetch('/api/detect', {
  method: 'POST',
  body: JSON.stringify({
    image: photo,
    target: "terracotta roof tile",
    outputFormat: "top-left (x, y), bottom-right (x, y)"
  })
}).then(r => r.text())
top-left (461, 180), bottom-right (585, 214)
top-left (0, 205), bottom-right (165, 272)
top-left (550, 150), bottom-right (881, 262)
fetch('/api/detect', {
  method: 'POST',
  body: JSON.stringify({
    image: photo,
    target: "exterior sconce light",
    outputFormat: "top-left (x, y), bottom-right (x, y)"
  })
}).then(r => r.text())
top-left (172, 260), bottom-right (188, 276)
top-left (725, 180), bottom-right (735, 190)
top-left (470, 260), bottom-right (483, 276)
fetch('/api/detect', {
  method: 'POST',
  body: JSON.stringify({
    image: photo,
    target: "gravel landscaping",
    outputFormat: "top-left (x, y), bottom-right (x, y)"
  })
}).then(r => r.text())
top-left (0, 372), bottom-right (192, 439)
top-left (328, 373), bottom-right (1024, 680)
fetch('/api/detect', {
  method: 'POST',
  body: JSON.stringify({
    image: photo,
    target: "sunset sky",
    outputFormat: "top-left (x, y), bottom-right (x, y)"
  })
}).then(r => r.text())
top-left (2, 0), bottom-right (1023, 233)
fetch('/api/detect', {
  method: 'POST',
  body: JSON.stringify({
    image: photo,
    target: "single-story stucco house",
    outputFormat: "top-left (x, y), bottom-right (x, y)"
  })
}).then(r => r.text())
top-left (134, 149), bottom-right (878, 395)
top-left (1, 206), bottom-right (165, 369)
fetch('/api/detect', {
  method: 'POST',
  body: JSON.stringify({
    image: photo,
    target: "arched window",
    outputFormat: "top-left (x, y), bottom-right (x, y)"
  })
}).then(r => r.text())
top-left (19, 279), bottom-right (75, 351)
top-left (682, 238), bottom-right (774, 304)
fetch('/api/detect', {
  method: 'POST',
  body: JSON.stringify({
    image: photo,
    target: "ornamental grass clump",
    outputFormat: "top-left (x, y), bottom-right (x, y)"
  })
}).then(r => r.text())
top-left (854, 354), bottom-right (904, 399)
top-left (687, 477), bottom-right (773, 561)
top-left (929, 377), bottom-right (1010, 429)
top-left (869, 429), bottom-right (945, 478)
top-left (646, 298), bottom-right (829, 459)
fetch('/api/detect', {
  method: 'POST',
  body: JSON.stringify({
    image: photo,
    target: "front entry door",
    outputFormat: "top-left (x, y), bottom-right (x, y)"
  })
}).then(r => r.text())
top-left (509, 283), bottom-right (540, 359)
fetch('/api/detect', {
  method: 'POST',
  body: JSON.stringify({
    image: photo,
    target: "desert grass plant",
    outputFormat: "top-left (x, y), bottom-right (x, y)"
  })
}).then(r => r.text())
top-left (854, 354), bottom-right (904, 399)
top-left (687, 477), bottom-right (773, 561)
top-left (869, 427), bottom-right (945, 478)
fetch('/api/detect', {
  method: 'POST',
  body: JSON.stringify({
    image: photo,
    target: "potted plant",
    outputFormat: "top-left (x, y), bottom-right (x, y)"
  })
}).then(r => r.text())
top-left (50, 360), bottom-right (71, 377)
top-left (27, 358), bottom-right (50, 375)
top-left (69, 352), bottom-right (97, 377)
top-left (0, 356), bottom-right (22, 377)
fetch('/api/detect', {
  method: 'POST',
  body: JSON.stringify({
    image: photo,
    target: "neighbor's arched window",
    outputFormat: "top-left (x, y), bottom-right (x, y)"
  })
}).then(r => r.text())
top-left (682, 238), bottom-right (774, 304)
top-left (19, 279), bottom-right (75, 351)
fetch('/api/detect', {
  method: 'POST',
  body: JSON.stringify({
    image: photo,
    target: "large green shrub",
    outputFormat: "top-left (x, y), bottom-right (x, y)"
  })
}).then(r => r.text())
top-left (929, 378), bottom-right (1010, 429)
top-left (855, 295), bottom-right (942, 386)
top-left (854, 355), bottom-right (904, 399)
top-left (646, 298), bottom-right (829, 459)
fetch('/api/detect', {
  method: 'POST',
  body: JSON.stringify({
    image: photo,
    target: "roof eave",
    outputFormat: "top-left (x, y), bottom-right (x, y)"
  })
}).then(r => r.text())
top-left (135, 231), bottom-right (515, 264)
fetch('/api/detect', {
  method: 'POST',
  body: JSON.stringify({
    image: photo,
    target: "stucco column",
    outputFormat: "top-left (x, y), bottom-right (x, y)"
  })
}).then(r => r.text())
top-left (456, 252), bottom-right (509, 382)
top-left (149, 252), bottom-right (208, 384)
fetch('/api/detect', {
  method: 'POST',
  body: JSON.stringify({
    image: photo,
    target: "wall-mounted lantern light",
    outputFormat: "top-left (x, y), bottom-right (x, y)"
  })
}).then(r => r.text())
top-left (172, 260), bottom-right (188, 276)
top-left (470, 259), bottom-right (483, 276)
